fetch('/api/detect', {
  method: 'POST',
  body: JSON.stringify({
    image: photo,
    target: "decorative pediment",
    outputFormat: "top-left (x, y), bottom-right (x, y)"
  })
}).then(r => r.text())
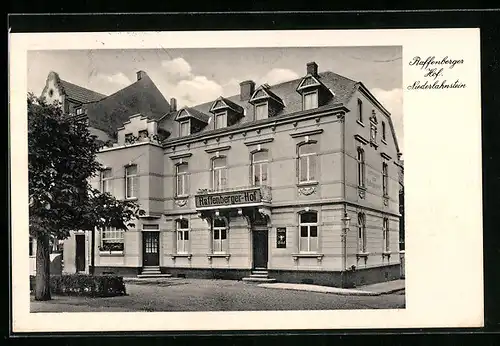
top-left (296, 74), bottom-right (322, 92)
top-left (249, 85), bottom-right (285, 106)
top-left (175, 107), bottom-right (210, 124)
top-left (209, 97), bottom-right (244, 114)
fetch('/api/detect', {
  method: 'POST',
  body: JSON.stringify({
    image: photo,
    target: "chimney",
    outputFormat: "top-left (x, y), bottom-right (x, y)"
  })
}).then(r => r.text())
top-left (307, 62), bottom-right (318, 76)
top-left (239, 80), bottom-right (256, 101)
top-left (170, 98), bottom-right (177, 112)
top-left (136, 70), bottom-right (147, 81)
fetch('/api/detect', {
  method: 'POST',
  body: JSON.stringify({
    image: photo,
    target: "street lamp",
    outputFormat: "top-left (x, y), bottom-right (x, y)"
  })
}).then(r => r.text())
top-left (341, 212), bottom-right (351, 288)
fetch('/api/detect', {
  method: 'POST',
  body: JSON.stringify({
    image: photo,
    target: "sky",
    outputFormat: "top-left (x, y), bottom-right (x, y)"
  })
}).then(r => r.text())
top-left (27, 46), bottom-right (403, 153)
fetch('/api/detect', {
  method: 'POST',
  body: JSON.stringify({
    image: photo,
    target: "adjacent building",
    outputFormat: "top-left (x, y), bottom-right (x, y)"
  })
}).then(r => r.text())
top-left (43, 62), bottom-right (403, 287)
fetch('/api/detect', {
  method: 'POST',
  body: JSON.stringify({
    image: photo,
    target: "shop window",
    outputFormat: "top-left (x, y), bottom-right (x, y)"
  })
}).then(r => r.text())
top-left (100, 227), bottom-right (124, 252)
top-left (212, 218), bottom-right (228, 253)
top-left (176, 163), bottom-right (189, 197)
top-left (212, 156), bottom-right (227, 191)
top-left (298, 142), bottom-right (318, 183)
top-left (125, 165), bottom-right (138, 199)
top-left (252, 150), bottom-right (269, 186)
top-left (176, 219), bottom-right (190, 254)
top-left (299, 211), bottom-right (318, 253)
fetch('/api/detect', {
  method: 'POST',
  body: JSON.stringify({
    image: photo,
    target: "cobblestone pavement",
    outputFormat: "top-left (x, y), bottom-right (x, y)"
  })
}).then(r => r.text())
top-left (30, 278), bottom-right (405, 312)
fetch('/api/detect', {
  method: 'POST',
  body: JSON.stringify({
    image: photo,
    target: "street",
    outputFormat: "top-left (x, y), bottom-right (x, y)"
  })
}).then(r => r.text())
top-left (30, 278), bottom-right (405, 312)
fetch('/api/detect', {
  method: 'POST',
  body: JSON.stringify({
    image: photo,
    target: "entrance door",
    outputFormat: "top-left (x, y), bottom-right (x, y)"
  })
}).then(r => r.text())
top-left (142, 232), bottom-right (160, 266)
top-left (75, 234), bottom-right (86, 273)
top-left (252, 230), bottom-right (268, 269)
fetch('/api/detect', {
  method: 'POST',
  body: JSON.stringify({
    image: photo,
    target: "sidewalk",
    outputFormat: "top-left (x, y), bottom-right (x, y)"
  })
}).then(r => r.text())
top-left (258, 279), bottom-right (405, 296)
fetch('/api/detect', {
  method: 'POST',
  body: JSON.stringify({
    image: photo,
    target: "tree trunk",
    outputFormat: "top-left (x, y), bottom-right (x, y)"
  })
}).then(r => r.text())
top-left (35, 234), bottom-right (51, 301)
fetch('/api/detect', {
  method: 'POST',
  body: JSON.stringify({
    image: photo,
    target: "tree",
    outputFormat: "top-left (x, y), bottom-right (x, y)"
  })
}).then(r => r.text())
top-left (28, 94), bottom-right (144, 301)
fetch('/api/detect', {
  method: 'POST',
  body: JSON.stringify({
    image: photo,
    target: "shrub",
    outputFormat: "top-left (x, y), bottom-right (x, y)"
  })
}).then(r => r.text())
top-left (29, 274), bottom-right (126, 297)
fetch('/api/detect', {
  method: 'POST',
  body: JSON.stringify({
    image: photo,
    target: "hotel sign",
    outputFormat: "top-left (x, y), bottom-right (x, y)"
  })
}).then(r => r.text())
top-left (196, 189), bottom-right (262, 208)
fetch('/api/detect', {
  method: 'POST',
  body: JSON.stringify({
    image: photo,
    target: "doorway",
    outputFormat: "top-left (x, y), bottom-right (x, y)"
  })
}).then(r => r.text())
top-left (252, 229), bottom-right (269, 269)
top-left (75, 234), bottom-right (86, 273)
top-left (142, 232), bottom-right (160, 266)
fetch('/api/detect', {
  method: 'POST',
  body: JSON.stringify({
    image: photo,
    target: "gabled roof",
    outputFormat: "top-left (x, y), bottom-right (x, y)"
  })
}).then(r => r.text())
top-left (249, 84), bottom-right (285, 106)
top-left (176, 107), bottom-right (210, 123)
top-left (59, 79), bottom-right (107, 103)
top-left (84, 73), bottom-right (171, 136)
top-left (209, 96), bottom-right (244, 114)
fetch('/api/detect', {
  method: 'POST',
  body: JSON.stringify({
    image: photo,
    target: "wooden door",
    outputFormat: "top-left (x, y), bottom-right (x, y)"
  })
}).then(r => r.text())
top-left (142, 232), bottom-right (160, 266)
top-left (75, 234), bottom-right (86, 272)
top-left (252, 230), bottom-right (268, 269)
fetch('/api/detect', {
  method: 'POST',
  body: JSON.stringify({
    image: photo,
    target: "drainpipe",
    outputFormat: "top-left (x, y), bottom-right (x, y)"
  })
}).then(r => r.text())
top-left (341, 112), bottom-right (348, 287)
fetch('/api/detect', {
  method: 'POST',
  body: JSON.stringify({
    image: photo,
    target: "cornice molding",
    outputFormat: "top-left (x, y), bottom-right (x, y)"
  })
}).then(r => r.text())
top-left (204, 145), bottom-right (232, 154)
top-left (290, 128), bottom-right (324, 138)
top-left (169, 153), bottom-right (193, 160)
top-left (244, 137), bottom-right (275, 146)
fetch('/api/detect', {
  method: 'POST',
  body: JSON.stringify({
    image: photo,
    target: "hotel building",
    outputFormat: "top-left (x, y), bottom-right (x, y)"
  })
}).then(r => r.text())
top-left (41, 62), bottom-right (403, 287)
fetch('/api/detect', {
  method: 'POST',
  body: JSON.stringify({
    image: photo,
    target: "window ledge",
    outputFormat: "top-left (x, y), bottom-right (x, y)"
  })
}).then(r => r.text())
top-left (207, 253), bottom-right (231, 260)
top-left (356, 120), bottom-right (365, 127)
top-left (174, 195), bottom-right (189, 199)
top-left (358, 185), bottom-right (367, 191)
top-left (381, 139), bottom-right (388, 145)
top-left (171, 253), bottom-right (192, 260)
top-left (99, 251), bottom-right (124, 257)
top-left (382, 251), bottom-right (392, 257)
top-left (125, 197), bottom-right (138, 201)
top-left (292, 253), bottom-right (324, 261)
top-left (356, 252), bottom-right (370, 259)
top-left (297, 181), bottom-right (319, 187)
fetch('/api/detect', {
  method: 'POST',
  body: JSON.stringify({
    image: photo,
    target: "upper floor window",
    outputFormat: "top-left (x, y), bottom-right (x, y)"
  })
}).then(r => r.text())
top-left (176, 219), bottom-right (190, 254)
top-left (75, 107), bottom-right (84, 115)
top-left (382, 162), bottom-right (389, 196)
top-left (100, 168), bottom-right (113, 194)
top-left (176, 163), bottom-right (189, 197)
top-left (212, 157), bottom-right (227, 191)
top-left (138, 129), bottom-right (149, 139)
top-left (357, 148), bottom-right (366, 188)
top-left (215, 111), bottom-right (227, 129)
top-left (299, 211), bottom-right (318, 253)
top-left (100, 227), bottom-right (125, 252)
top-left (382, 121), bottom-right (387, 141)
top-left (125, 133), bottom-right (134, 143)
top-left (180, 120), bottom-right (190, 137)
top-left (303, 91), bottom-right (319, 111)
top-left (383, 217), bottom-right (390, 252)
top-left (212, 218), bottom-right (228, 253)
top-left (358, 213), bottom-right (367, 253)
top-left (357, 99), bottom-right (363, 122)
top-left (255, 102), bottom-right (268, 121)
top-left (252, 150), bottom-right (269, 186)
top-left (298, 142), bottom-right (318, 183)
top-left (125, 165), bottom-right (138, 199)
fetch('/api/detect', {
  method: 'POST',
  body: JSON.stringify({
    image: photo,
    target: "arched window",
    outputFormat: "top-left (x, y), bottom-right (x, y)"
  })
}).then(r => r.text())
top-left (212, 218), bottom-right (228, 253)
top-left (298, 142), bottom-right (318, 183)
top-left (212, 157), bottom-right (227, 191)
top-left (299, 211), bottom-right (318, 253)
top-left (176, 162), bottom-right (189, 197)
top-left (252, 150), bottom-right (269, 186)
top-left (357, 148), bottom-right (366, 188)
top-left (176, 219), bottom-right (190, 254)
top-left (358, 213), bottom-right (366, 253)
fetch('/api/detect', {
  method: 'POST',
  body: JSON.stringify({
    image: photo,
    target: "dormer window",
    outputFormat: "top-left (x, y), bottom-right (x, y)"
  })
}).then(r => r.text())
top-left (180, 120), bottom-right (190, 136)
top-left (214, 111), bottom-right (227, 129)
top-left (255, 102), bottom-right (268, 121)
top-left (303, 91), bottom-right (319, 111)
top-left (75, 107), bottom-right (84, 115)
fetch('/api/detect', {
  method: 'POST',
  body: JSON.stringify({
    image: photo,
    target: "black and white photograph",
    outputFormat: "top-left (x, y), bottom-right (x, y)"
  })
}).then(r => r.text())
top-left (10, 29), bottom-right (483, 332)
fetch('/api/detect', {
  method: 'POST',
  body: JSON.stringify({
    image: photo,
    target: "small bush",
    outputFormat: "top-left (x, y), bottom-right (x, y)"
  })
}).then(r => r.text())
top-left (30, 274), bottom-right (126, 297)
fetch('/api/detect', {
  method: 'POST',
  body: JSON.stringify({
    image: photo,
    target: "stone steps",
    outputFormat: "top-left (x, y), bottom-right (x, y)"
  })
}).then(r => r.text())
top-left (138, 266), bottom-right (167, 278)
top-left (242, 270), bottom-right (277, 283)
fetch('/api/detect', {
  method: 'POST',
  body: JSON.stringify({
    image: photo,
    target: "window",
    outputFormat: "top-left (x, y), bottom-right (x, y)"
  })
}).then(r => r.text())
top-left (382, 121), bottom-right (386, 141)
top-left (382, 163), bottom-right (389, 196)
top-left (212, 157), bottom-right (227, 191)
top-left (299, 211), bottom-right (318, 253)
top-left (357, 99), bottom-right (363, 122)
top-left (124, 133), bottom-right (134, 143)
top-left (100, 227), bottom-right (124, 252)
top-left (29, 237), bottom-right (34, 256)
top-left (303, 91), bottom-right (318, 110)
top-left (298, 142), bottom-right (318, 183)
top-left (100, 168), bottom-right (112, 194)
top-left (176, 219), bottom-right (190, 254)
top-left (138, 129), bottom-right (148, 139)
top-left (125, 165), bottom-right (138, 199)
top-left (215, 111), bottom-right (227, 129)
top-left (176, 163), bottom-right (189, 196)
top-left (357, 148), bottom-right (366, 187)
top-left (383, 217), bottom-right (390, 252)
top-left (76, 107), bottom-right (83, 115)
top-left (252, 150), bottom-right (269, 186)
top-left (255, 102), bottom-right (268, 121)
top-left (212, 218), bottom-right (228, 253)
top-left (358, 213), bottom-right (367, 253)
top-left (180, 120), bottom-right (190, 137)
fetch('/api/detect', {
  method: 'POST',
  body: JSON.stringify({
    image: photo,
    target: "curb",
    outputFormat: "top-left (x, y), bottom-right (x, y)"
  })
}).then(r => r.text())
top-left (257, 283), bottom-right (382, 296)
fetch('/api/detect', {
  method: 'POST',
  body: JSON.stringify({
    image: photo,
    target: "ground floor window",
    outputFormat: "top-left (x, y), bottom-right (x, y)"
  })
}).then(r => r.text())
top-left (100, 227), bottom-right (125, 252)
top-left (212, 218), bottom-right (228, 253)
top-left (176, 219), bottom-right (190, 254)
top-left (299, 211), bottom-right (318, 252)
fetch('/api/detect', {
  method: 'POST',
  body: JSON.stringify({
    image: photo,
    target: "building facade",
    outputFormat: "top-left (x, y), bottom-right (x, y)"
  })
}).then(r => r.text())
top-left (56, 62), bottom-right (403, 287)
